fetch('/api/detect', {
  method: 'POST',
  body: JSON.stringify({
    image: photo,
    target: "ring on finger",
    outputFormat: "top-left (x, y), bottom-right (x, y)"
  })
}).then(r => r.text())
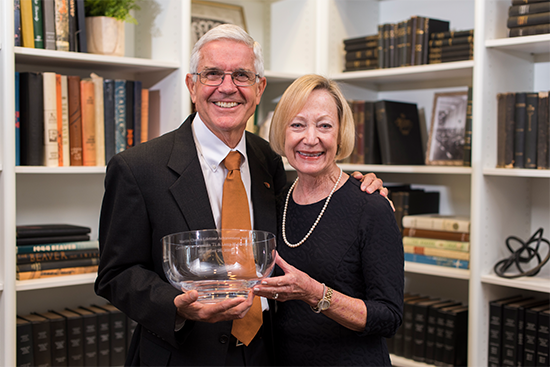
top-left (272, 292), bottom-right (279, 300)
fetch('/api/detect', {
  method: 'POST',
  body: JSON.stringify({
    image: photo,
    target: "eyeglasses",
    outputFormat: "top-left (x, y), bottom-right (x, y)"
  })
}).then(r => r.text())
top-left (193, 69), bottom-right (259, 87)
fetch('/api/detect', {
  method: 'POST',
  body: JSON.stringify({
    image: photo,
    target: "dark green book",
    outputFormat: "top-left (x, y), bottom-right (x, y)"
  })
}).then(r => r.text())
top-left (31, 0), bottom-right (44, 48)
top-left (537, 92), bottom-right (549, 169)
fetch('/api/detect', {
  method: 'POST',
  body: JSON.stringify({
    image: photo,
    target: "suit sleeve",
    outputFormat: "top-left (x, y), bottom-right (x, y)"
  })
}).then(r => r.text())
top-left (95, 153), bottom-right (183, 348)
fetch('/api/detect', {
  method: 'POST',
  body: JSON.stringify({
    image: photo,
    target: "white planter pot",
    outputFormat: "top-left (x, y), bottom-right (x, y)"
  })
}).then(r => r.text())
top-left (85, 16), bottom-right (125, 57)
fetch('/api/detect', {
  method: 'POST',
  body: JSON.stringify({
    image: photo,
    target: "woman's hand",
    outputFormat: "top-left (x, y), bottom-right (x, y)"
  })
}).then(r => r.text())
top-left (174, 289), bottom-right (255, 323)
top-left (253, 252), bottom-right (323, 306)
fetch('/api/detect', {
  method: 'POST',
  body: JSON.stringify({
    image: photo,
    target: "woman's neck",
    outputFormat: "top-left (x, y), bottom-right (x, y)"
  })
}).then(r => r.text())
top-left (293, 165), bottom-right (347, 205)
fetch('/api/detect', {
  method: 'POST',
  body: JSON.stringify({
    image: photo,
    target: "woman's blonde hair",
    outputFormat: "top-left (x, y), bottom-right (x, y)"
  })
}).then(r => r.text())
top-left (269, 74), bottom-right (354, 161)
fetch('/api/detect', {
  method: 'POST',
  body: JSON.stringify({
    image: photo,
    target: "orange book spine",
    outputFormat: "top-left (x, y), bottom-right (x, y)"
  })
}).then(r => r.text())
top-left (80, 79), bottom-right (96, 166)
top-left (141, 89), bottom-right (149, 143)
top-left (17, 265), bottom-right (98, 280)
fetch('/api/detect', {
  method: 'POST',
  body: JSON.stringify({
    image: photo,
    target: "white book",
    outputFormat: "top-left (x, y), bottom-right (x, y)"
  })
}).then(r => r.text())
top-left (43, 72), bottom-right (58, 167)
top-left (402, 214), bottom-right (470, 233)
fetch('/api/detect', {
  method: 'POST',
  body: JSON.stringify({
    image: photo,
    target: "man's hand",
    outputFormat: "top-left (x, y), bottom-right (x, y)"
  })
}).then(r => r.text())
top-left (174, 290), bottom-right (255, 323)
top-left (351, 171), bottom-right (395, 211)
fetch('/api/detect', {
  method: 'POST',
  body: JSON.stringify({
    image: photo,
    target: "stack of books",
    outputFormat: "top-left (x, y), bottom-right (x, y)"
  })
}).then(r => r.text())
top-left (507, 0), bottom-right (550, 37)
top-left (377, 16), bottom-right (450, 69)
top-left (401, 214), bottom-right (471, 269)
top-left (388, 185), bottom-right (440, 234)
top-left (16, 224), bottom-right (99, 280)
top-left (16, 71), bottom-right (158, 167)
top-left (342, 34), bottom-right (379, 72)
top-left (496, 91), bottom-right (549, 169)
top-left (17, 303), bottom-right (135, 367)
top-left (388, 293), bottom-right (468, 366)
top-left (428, 29), bottom-right (474, 64)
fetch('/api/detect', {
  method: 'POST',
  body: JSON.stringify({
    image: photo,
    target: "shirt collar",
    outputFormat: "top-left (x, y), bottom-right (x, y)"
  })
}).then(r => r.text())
top-left (192, 114), bottom-right (248, 172)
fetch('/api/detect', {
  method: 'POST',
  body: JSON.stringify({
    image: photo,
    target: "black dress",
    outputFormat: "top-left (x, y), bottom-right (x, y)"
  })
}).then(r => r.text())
top-left (274, 178), bottom-right (404, 366)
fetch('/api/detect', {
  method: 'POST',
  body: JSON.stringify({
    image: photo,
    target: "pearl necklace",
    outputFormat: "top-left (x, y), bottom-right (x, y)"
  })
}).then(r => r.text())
top-left (282, 168), bottom-right (343, 248)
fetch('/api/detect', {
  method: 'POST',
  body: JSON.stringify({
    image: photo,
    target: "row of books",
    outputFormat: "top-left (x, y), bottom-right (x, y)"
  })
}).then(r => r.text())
top-left (376, 16), bottom-right (450, 69)
top-left (401, 214), bottom-right (471, 270)
top-left (16, 71), bottom-right (159, 167)
top-left (15, 0), bottom-right (88, 52)
top-left (496, 91), bottom-right (550, 169)
top-left (344, 100), bottom-right (425, 166)
top-left (428, 29), bottom-right (474, 64)
top-left (507, 0), bottom-right (550, 37)
top-left (388, 293), bottom-right (468, 366)
top-left (488, 295), bottom-right (550, 367)
top-left (16, 224), bottom-right (99, 280)
top-left (342, 34), bottom-right (378, 72)
top-left (387, 185), bottom-right (440, 234)
top-left (17, 303), bottom-right (135, 367)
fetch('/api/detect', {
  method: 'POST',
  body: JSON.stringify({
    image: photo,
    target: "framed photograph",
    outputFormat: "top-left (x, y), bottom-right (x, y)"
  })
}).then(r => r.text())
top-left (191, 1), bottom-right (247, 46)
top-left (426, 91), bottom-right (469, 165)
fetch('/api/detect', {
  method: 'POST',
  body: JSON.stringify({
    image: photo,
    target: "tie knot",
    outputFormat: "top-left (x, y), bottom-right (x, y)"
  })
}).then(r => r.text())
top-left (224, 151), bottom-right (242, 171)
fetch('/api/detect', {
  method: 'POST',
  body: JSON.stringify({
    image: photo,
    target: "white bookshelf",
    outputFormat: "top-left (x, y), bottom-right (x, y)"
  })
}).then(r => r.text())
top-left (1, 1), bottom-right (549, 366)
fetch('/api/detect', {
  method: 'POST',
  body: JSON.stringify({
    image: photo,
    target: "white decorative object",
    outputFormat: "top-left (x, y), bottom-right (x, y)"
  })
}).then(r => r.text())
top-left (85, 16), bottom-right (125, 57)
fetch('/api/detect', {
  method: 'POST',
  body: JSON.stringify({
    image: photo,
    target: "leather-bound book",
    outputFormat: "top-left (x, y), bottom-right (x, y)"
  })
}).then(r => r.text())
top-left (125, 80), bottom-right (135, 149)
top-left (133, 80), bottom-right (142, 146)
top-left (514, 92), bottom-right (527, 168)
top-left (421, 17), bottom-right (450, 65)
top-left (524, 92), bottom-right (539, 169)
top-left (103, 79), bottom-right (116, 163)
top-left (68, 75), bottom-right (83, 165)
top-left (19, 313), bottom-right (51, 367)
top-left (35, 311), bottom-right (68, 366)
top-left (19, 72), bottom-right (44, 166)
top-left (363, 101), bottom-right (381, 164)
top-left (375, 100), bottom-right (424, 165)
top-left (504, 93), bottom-right (517, 168)
top-left (537, 92), bottom-right (549, 169)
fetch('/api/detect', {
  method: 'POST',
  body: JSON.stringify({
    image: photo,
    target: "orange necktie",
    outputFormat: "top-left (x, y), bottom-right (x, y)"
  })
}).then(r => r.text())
top-left (221, 151), bottom-right (262, 346)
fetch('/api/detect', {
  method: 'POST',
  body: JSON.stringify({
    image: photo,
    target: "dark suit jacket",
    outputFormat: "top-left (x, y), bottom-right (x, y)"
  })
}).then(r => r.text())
top-left (95, 114), bottom-right (287, 366)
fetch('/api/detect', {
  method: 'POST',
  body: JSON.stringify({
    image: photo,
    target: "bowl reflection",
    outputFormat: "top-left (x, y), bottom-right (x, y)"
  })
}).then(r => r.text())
top-left (162, 229), bottom-right (276, 303)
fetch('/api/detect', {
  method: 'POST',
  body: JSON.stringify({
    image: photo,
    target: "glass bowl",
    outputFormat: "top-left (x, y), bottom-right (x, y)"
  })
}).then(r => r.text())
top-left (162, 229), bottom-right (276, 303)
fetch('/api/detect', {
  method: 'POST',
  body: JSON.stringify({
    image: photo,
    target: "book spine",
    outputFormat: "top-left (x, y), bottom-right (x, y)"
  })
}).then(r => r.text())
top-left (141, 89), bottom-right (149, 144)
top-left (512, 0), bottom-right (549, 5)
top-left (507, 11), bottom-right (550, 28)
top-left (402, 236), bottom-right (470, 251)
top-left (42, 0), bottom-right (56, 49)
top-left (409, 16), bottom-right (418, 66)
top-left (114, 80), bottom-right (127, 154)
top-left (103, 79), bottom-right (116, 162)
top-left (502, 306), bottom-right (520, 365)
top-left (345, 59), bottom-right (378, 69)
top-left (514, 92), bottom-right (527, 168)
top-left (537, 92), bottom-right (549, 169)
top-left (389, 23), bottom-right (397, 68)
top-left (15, 72), bottom-right (21, 166)
top-left (93, 310), bottom-right (111, 366)
top-left (524, 92), bottom-right (539, 169)
top-left (64, 314), bottom-right (84, 366)
top-left (54, 0), bottom-right (69, 50)
top-left (402, 216), bottom-right (470, 233)
top-left (16, 240), bottom-right (100, 254)
top-left (429, 36), bottom-right (474, 47)
top-left (430, 43), bottom-right (474, 53)
top-left (16, 318), bottom-right (34, 367)
top-left (505, 93), bottom-right (517, 167)
top-left (363, 101), bottom-right (381, 164)
top-left (343, 34), bottom-right (379, 45)
top-left (377, 24), bottom-right (385, 70)
top-left (509, 23), bottom-right (550, 37)
top-left (17, 257), bottom-right (99, 272)
top-left (497, 93), bottom-right (507, 167)
top-left (443, 309), bottom-right (468, 366)
top-left (46, 316), bottom-right (67, 365)
top-left (67, 0), bottom-right (76, 51)
top-left (404, 253), bottom-right (469, 269)
top-left (17, 248), bottom-right (99, 264)
top-left (536, 311), bottom-right (549, 366)
top-left (91, 73), bottom-right (105, 166)
top-left (80, 79), bottom-right (96, 166)
top-left (16, 265), bottom-right (98, 280)
top-left (43, 72), bottom-right (59, 167)
top-left (345, 48), bottom-right (378, 61)
top-left (402, 227), bottom-right (470, 242)
top-left (19, 72), bottom-right (45, 166)
top-left (31, 0), bottom-right (44, 48)
top-left (414, 17), bottom-right (425, 66)
top-left (404, 245), bottom-right (469, 260)
top-left (30, 316), bottom-right (52, 366)
top-left (125, 81), bottom-right (135, 148)
top-left (434, 308), bottom-right (447, 365)
top-left (133, 80), bottom-right (142, 146)
top-left (374, 101), bottom-right (391, 164)
top-left (524, 308), bottom-right (539, 366)
top-left (15, 0), bottom-right (22, 46)
top-left (412, 306), bottom-right (429, 362)
top-left (20, 0), bottom-right (34, 48)
top-left (509, 2), bottom-right (550, 16)
top-left (430, 29), bottom-right (474, 39)
top-left (55, 74), bottom-right (63, 166)
top-left (463, 87), bottom-right (473, 166)
top-left (75, 0), bottom-right (87, 52)
top-left (68, 75), bottom-right (83, 165)
top-left (60, 75), bottom-right (70, 166)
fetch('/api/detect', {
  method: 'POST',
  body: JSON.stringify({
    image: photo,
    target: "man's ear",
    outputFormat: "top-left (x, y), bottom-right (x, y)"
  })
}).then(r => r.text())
top-left (185, 74), bottom-right (197, 103)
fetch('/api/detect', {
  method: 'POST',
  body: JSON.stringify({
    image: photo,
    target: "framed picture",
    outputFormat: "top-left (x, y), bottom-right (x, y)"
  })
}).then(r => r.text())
top-left (426, 91), bottom-right (469, 165)
top-left (191, 1), bottom-right (247, 46)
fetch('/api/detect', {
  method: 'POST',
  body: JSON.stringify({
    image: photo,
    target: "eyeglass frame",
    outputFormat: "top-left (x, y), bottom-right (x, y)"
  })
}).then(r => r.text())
top-left (192, 69), bottom-right (261, 87)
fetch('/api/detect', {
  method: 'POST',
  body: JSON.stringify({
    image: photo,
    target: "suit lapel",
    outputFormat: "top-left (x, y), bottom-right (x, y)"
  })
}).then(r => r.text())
top-left (247, 135), bottom-right (278, 235)
top-left (167, 115), bottom-right (216, 231)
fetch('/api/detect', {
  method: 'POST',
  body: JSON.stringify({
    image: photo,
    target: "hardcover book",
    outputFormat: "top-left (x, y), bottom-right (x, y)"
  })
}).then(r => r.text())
top-left (43, 72), bottom-right (59, 167)
top-left (68, 75), bottom-right (83, 165)
top-left (509, 2), bottom-right (550, 16)
top-left (80, 78), bottom-right (96, 166)
top-left (363, 101), bottom-right (381, 164)
top-left (68, 0), bottom-right (76, 51)
top-left (537, 92), bottom-right (549, 169)
top-left (375, 100), bottom-right (424, 165)
top-left (75, 0), bottom-right (87, 52)
top-left (114, 79), bottom-right (127, 154)
top-left (524, 92), bottom-right (539, 169)
top-left (524, 303), bottom-right (550, 366)
top-left (463, 87), bottom-right (473, 166)
top-left (82, 305), bottom-right (110, 367)
top-left (17, 257), bottom-right (99, 272)
top-left (15, 0), bottom-right (22, 46)
top-left (20, 0), bottom-right (34, 48)
top-left (421, 17), bottom-right (450, 65)
top-left (141, 89), bottom-right (150, 144)
top-left (507, 11), bottom-right (550, 28)
top-left (402, 214), bottom-right (470, 233)
top-left (35, 311), bottom-right (68, 366)
top-left (16, 240), bottom-right (99, 255)
top-left (488, 295), bottom-right (524, 367)
top-left (403, 297), bottom-right (431, 359)
top-left (424, 301), bottom-right (461, 364)
top-left (404, 252), bottom-right (469, 269)
top-left (60, 74), bottom-right (70, 166)
top-left (402, 227), bottom-right (470, 242)
top-left (54, 0), bottom-right (69, 51)
top-left (19, 72), bottom-right (44, 166)
top-left (19, 313), bottom-right (51, 367)
top-left (514, 92), bottom-right (527, 168)
top-left (53, 309), bottom-right (84, 366)
top-left (412, 298), bottom-right (444, 362)
top-left (68, 307), bottom-right (98, 366)
top-left (91, 73), bottom-right (105, 166)
top-left (16, 265), bottom-right (98, 280)
top-left (103, 79), bottom-right (116, 163)
top-left (125, 80), bottom-right (135, 148)
top-left (404, 245), bottom-right (469, 261)
top-left (133, 80), bottom-right (143, 146)
top-left (42, 0), bottom-right (56, 50)
top-left (96, 304), bottom-right (127, 366)
top-left (15, 71), bottom-right (20, 166)
top-left (441, 305), bottom-right (468, 367)
top-left (31, 0), bottom-right (44, 48)
top-left (16, 317), bottom-right (34, 367)
top-left (509, 24), bottom-right (550, 37)
top-left (537, 308), bottom-right (550, 366)
top-left (17, 248), bottom-right (99, 264)
top-left (17, 224), bottom-right (91, 238)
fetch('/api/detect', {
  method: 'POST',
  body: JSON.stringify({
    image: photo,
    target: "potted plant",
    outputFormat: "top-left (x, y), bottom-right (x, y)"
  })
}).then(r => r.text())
top-left (84, 0), bottom-right (140, 57)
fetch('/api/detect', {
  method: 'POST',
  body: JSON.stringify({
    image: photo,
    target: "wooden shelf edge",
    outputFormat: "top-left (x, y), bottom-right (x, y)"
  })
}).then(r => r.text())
top-left (390, 355), bottom-right (435, 367)
top-left (16, 166), bottom-right (106, 174)
top-left (15, 273), bottom-right (97, 291)
top-left (483, 168), bottom-right (550, 178)
top-left (405, 261), bottom-right (470, 280)
top-left (481, 273), bottom-right (550, 294)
